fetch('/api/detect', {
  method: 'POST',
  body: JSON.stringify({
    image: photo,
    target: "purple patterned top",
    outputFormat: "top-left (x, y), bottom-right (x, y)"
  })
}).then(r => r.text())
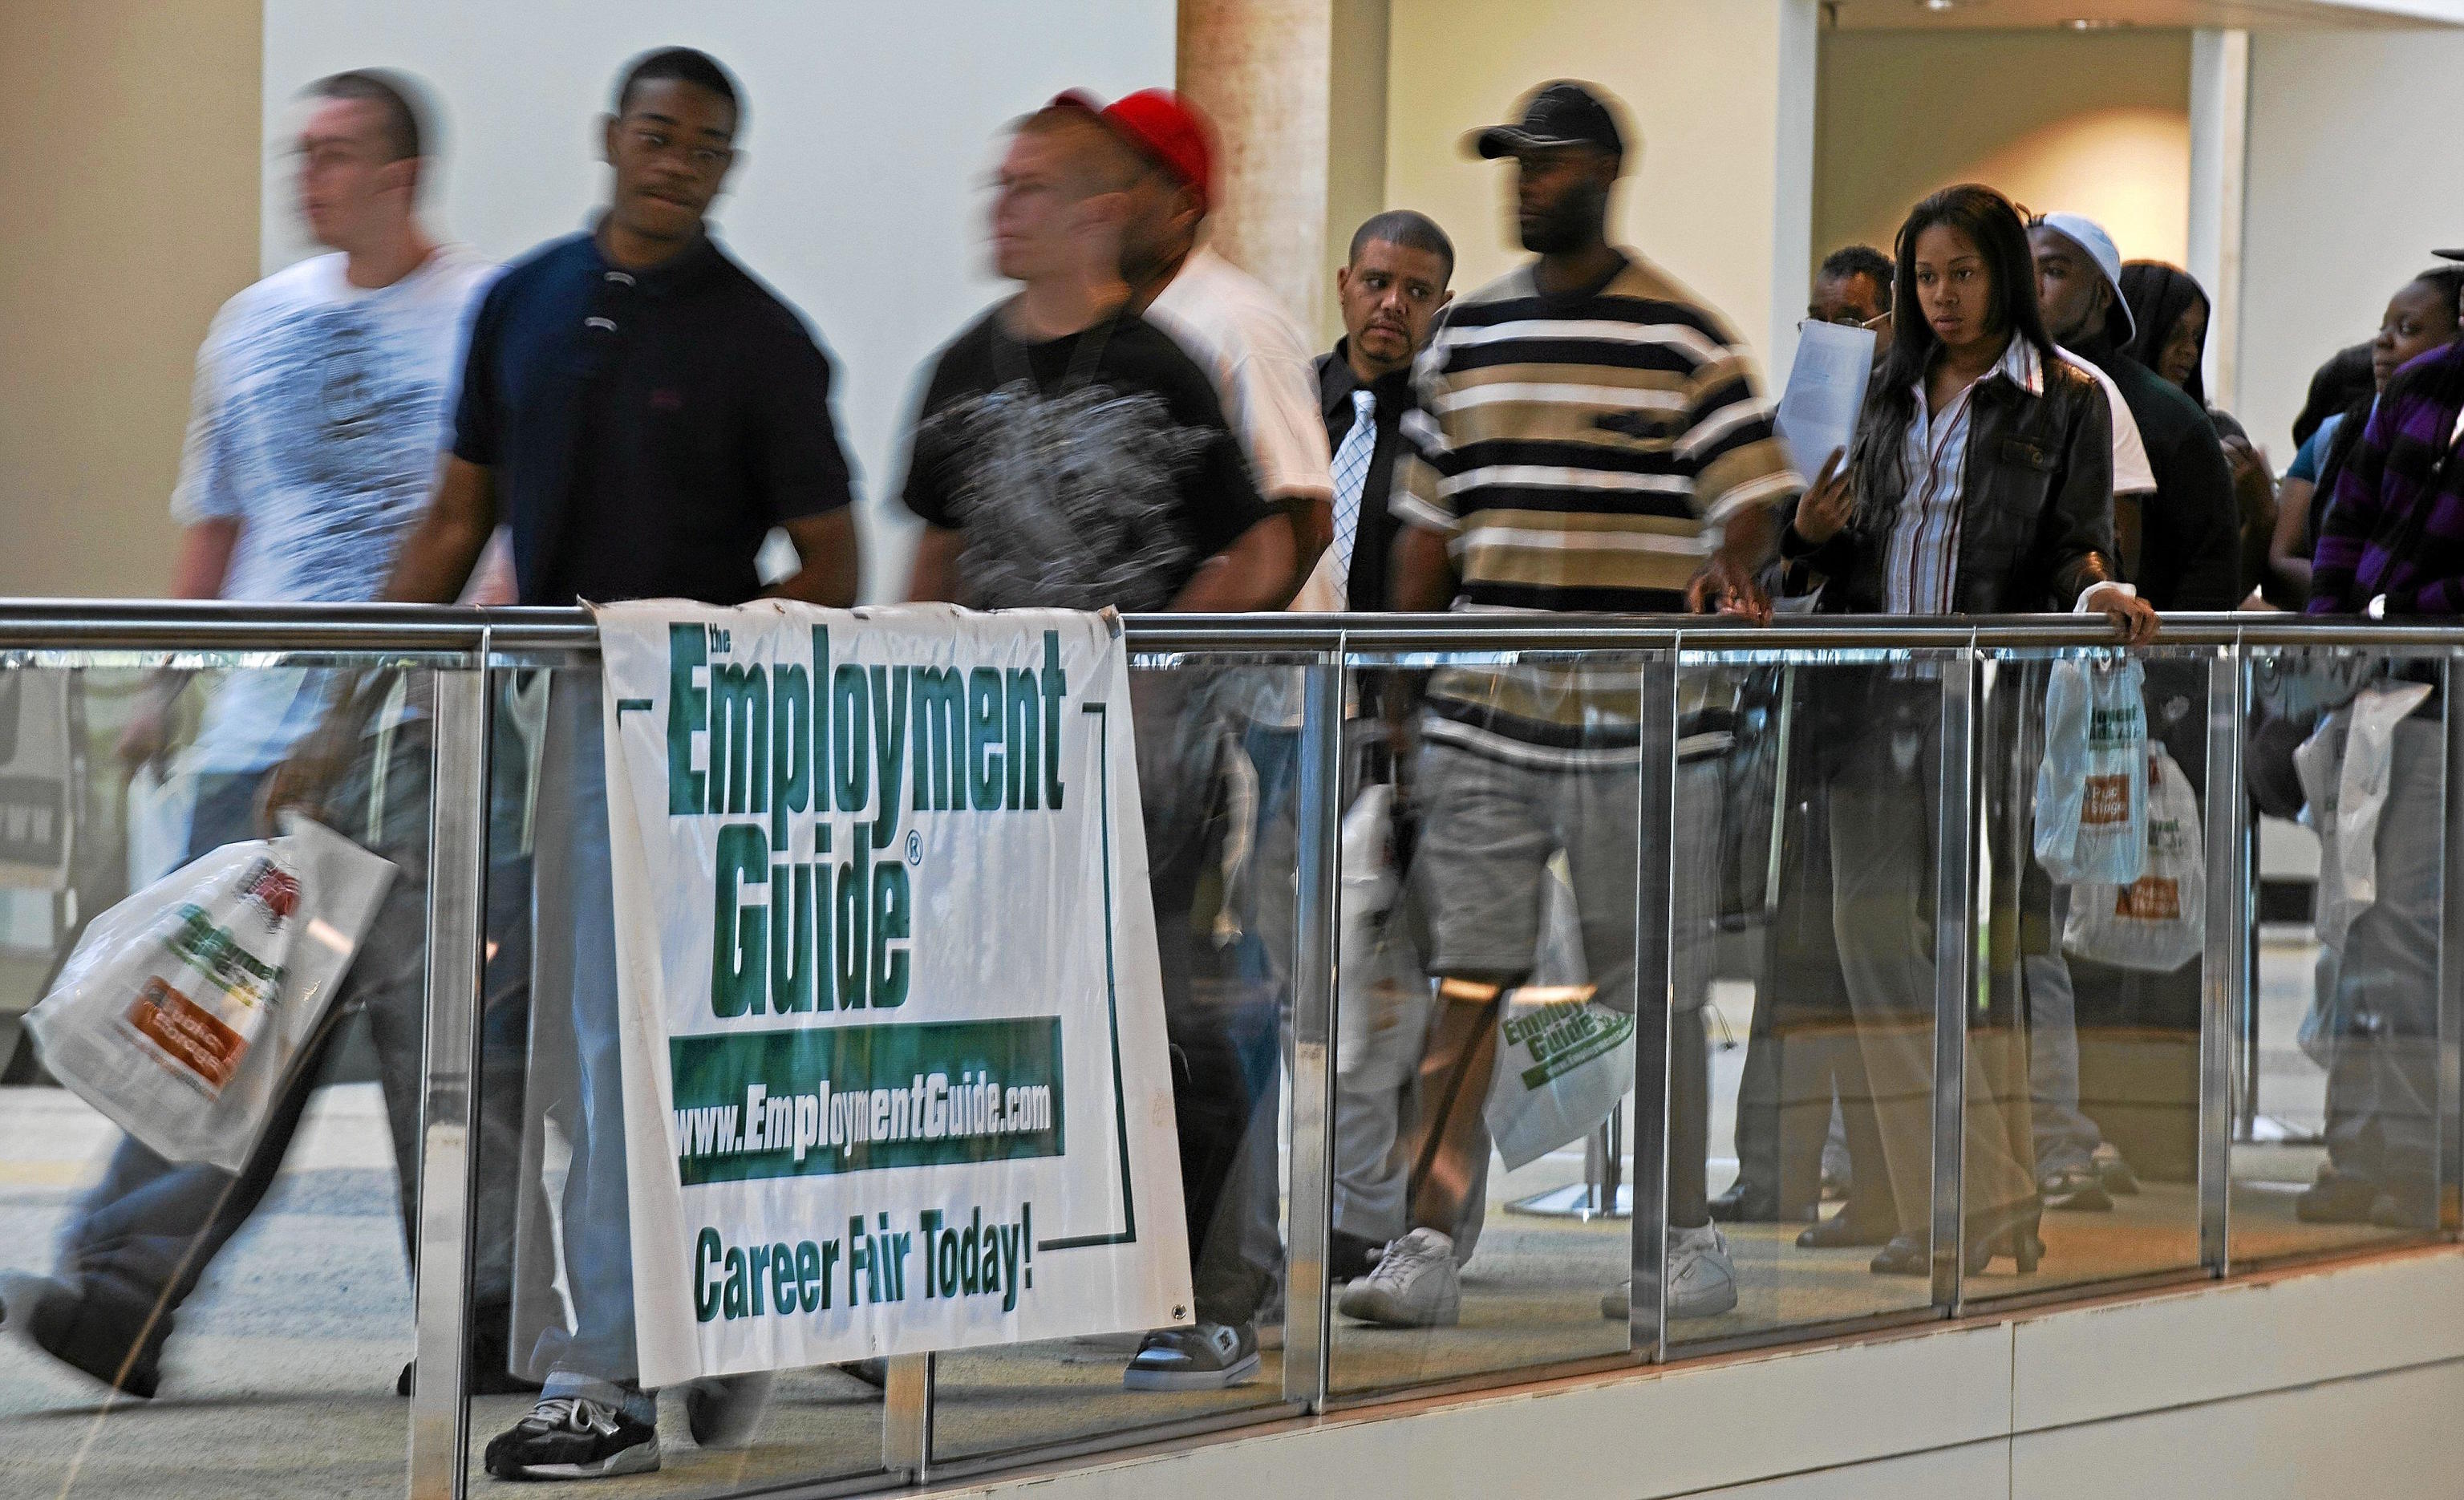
top-left (2308, 339), bottom-right (2464, 617)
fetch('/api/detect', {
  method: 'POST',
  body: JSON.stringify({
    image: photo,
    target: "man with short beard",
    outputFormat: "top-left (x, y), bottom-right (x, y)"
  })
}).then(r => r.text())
top-left (1341, 82), bottom-right (1797, 1334)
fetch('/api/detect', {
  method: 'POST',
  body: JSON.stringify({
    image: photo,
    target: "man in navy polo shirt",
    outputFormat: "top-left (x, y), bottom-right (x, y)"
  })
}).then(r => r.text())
top-left (361, 47), bottom-right (857, 1482)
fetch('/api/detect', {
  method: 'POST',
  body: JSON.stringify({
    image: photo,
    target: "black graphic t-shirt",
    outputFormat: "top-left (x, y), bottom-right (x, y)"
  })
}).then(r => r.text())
top-left (899, 306), bottom-right (1269, 612)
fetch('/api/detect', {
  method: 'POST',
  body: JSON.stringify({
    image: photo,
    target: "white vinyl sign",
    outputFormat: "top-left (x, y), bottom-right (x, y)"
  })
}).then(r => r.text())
top-left (596, 600), bottom-right (1191, 1385)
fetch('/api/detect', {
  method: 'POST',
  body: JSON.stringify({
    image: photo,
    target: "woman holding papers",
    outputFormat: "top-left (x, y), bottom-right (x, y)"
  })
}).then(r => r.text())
top-left (1771, 184), bottom-right (2154, 1281)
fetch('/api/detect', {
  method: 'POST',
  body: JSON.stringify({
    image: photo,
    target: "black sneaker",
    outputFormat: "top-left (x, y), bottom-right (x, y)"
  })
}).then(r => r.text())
top-left (1123, 1322), bottom-right (1260, 1392)
top-left (1328, 1230), bottom-right (1384, 1283)
top-left (0, 1269), bottom-right (159, 1400)
top-left (683, 1372), bottom-right (773, 1449)
top-left (483, 1397), bottom-right (659, 1481)
top-left (2040, 1165), bottom-right (2113, 1213)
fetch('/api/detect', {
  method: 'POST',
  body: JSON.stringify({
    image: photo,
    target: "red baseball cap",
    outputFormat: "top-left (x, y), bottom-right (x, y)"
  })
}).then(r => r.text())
top-left (1051, 87), bottom-right (1214, 212)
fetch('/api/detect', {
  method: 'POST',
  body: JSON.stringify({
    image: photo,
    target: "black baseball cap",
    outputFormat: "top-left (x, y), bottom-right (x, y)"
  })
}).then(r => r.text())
top-left (2438, 247), bottom-right (2464, 262)
top-left (1469, 80), bottom-right (1625, 162)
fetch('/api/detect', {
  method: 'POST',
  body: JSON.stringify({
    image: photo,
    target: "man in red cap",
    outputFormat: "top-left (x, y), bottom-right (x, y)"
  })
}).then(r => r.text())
top-left (898, 100), bottom-right (1295, 1396)
top-left (1082, 88), bottom-right (1334, 579)
top-left (1072, 87), bottom-right (1339, 1393)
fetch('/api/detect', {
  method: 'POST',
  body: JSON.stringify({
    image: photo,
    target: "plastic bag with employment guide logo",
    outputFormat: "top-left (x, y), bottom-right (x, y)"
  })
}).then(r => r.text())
top-left (1484, 856), bottom-right (1634, 1172)
top-left (2064, 745), bottom-right (2205, 973)
top-left (24, 815), bottom-right (394, 1173)
top-left (2033, 655), bottom-right (2149, 886)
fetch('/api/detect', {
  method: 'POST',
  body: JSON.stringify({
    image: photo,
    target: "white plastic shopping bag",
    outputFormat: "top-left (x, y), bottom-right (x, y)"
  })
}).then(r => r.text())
top-left (25, 815), bottom-right (395, 1172)
top-left (1335, 784), bottom-right (1434, 1089)
top-left (2297, 681), bottom-right (2434, 951)
top-left (2034, 656), bottom-right (2149, 886)
top-left (1484, 856), bottom-right (1635, 1172)
top-left (2064, 746), bottom-right (2206, 972)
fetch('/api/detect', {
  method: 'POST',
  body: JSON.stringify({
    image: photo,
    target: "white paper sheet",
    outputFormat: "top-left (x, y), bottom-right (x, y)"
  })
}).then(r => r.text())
top-left (1773, 321), bottom-right (1877, 479)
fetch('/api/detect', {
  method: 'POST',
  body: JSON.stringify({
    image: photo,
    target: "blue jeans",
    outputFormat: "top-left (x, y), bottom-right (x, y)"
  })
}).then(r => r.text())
top-left (525, 673), bottom-right (657, 1425)
top-left (2027, 888), bottom-right (2101, 1178)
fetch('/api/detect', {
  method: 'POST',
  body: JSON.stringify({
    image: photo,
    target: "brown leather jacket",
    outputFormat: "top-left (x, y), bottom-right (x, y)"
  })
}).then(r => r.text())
top-left (1784, 347), bottom-right (2119, 614)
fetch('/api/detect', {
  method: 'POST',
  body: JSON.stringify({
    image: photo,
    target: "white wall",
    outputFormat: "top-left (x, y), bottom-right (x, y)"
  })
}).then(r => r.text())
top-left (261, 1), bottom-right (1177, 601)
top-left (2235, 28), bottom-right (2464, 461)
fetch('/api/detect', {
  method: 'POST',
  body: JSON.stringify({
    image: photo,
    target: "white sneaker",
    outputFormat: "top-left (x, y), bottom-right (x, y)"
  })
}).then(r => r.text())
top-left (1668, 1224), bottom-right (1738, 1319)
top-left (1599, 1225), bottom-right (1741, 1323)
top-left (1337, 1228), bottom-right (1460, 1328)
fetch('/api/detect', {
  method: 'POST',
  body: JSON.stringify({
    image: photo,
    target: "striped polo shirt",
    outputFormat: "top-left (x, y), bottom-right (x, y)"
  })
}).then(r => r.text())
top-left (1393, 253), bottom-right (1799, 764)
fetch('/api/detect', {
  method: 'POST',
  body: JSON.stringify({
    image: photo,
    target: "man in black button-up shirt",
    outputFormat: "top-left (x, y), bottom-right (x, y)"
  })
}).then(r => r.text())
top-left (1307, 212), bottom-right (1453, 613)
top-left (1315, 213), bottom-right (1456, 1283)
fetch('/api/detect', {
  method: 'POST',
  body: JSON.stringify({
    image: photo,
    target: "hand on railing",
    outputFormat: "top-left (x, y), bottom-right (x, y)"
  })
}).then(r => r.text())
top-left (2082, 582), bottom-right (2162, 648)
top-left (1687, 505), bottom-right (1779, 625)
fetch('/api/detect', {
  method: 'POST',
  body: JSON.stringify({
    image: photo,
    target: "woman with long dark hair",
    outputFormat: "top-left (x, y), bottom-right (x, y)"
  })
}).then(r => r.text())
top-left (1781, 184), bottom-right (2154, 1279)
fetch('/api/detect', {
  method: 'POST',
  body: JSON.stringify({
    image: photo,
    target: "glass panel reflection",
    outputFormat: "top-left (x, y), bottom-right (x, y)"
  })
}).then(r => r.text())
top-left (2231, 647), bottom-right (2449, 1267)
top-left (929, 655), bottom-right (1304, 1466)
top-left (468, 663), bottom-right (889, 1496)
top-left (1, 659), bottom-right (432, 1498)
top-left (1675, 651), bottom-right (1968, 1346)
top-left (1965, 647), bottom-right (2214, 1302)
top-left (1327, 651), bottom-right (1652, 1394)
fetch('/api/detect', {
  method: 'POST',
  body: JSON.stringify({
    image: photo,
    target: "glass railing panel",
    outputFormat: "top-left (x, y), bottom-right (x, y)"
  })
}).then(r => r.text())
top-left (0, 652), bottom-right (454, 1498)
top-left (466, 659), bottom-right (896, 1496)
top-left (1322, 649), bottom-right (1657, 1395)
top-left (1959, 645), bottom-right (2219, 1303)
top-left (916, 651), bottom-right (1316, 1468)
top-left (1661, 648), bottom-right (1966, 1348)
top-left (2231, 644), bottom-right (2452, 1267)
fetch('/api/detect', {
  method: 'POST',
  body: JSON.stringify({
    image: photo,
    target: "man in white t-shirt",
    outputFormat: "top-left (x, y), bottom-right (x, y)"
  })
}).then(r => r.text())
top-left (119, 82), bottom-right (497, 802)
top-left (0, 71), bottom-right (500, 1403)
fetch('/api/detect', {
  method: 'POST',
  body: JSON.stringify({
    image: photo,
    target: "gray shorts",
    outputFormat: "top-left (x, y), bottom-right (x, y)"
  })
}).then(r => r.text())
top-left (1408, 738), bottom-right (1720, 1016)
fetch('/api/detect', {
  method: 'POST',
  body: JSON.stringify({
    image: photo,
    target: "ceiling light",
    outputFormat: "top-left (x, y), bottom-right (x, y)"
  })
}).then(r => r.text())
top-left (2062, 16), bottom-right (2133, 26)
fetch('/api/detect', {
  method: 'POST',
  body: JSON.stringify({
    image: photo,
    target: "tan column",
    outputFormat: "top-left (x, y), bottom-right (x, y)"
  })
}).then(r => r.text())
top-left (1179, 0), bottom-right (1389, 342)
top-left (0, 0), bottom-right (261, 598)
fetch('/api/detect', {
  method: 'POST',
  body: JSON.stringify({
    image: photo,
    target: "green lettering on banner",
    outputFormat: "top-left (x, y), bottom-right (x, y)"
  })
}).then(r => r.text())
top-left (770, 663), bottom-right (812, 848)
top-left (1004, 668), bottom-right (1039, 811)
top-left (869, 666), bottom-right (908, 849)
top-left (667, 1017), bottom-right (1066, 1185)
top-left (833, 665), bottom-right (871, 813)
top-left (910, 667), bottom-right (965, 812)
top-left (967, 667), bottom-right (1003, 809)
top-left (711, 663), bottom-right (770, 816)
top-left (667, 624), bottom-right (707, 815)
top-left (711, 825), bottom-right (768, 1017)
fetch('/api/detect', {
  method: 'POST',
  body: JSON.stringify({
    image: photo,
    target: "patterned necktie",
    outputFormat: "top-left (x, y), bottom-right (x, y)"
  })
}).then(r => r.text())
top-left (1327, 387), bottom-right (1377, 609)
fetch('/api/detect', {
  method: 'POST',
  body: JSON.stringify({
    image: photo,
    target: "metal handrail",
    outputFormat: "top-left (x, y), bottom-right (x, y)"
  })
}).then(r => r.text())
top-left (1, 599), bottom-right (2462, 653)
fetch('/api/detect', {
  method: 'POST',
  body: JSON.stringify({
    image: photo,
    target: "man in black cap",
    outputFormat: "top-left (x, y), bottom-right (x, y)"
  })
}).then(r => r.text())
top-left (1339, 82), bottom-right (1797, 1333)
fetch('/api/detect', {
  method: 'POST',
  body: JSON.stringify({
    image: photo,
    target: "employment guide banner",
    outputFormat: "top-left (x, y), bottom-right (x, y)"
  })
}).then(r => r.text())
top-left (597, 601), bottom-right (1191, 1384)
